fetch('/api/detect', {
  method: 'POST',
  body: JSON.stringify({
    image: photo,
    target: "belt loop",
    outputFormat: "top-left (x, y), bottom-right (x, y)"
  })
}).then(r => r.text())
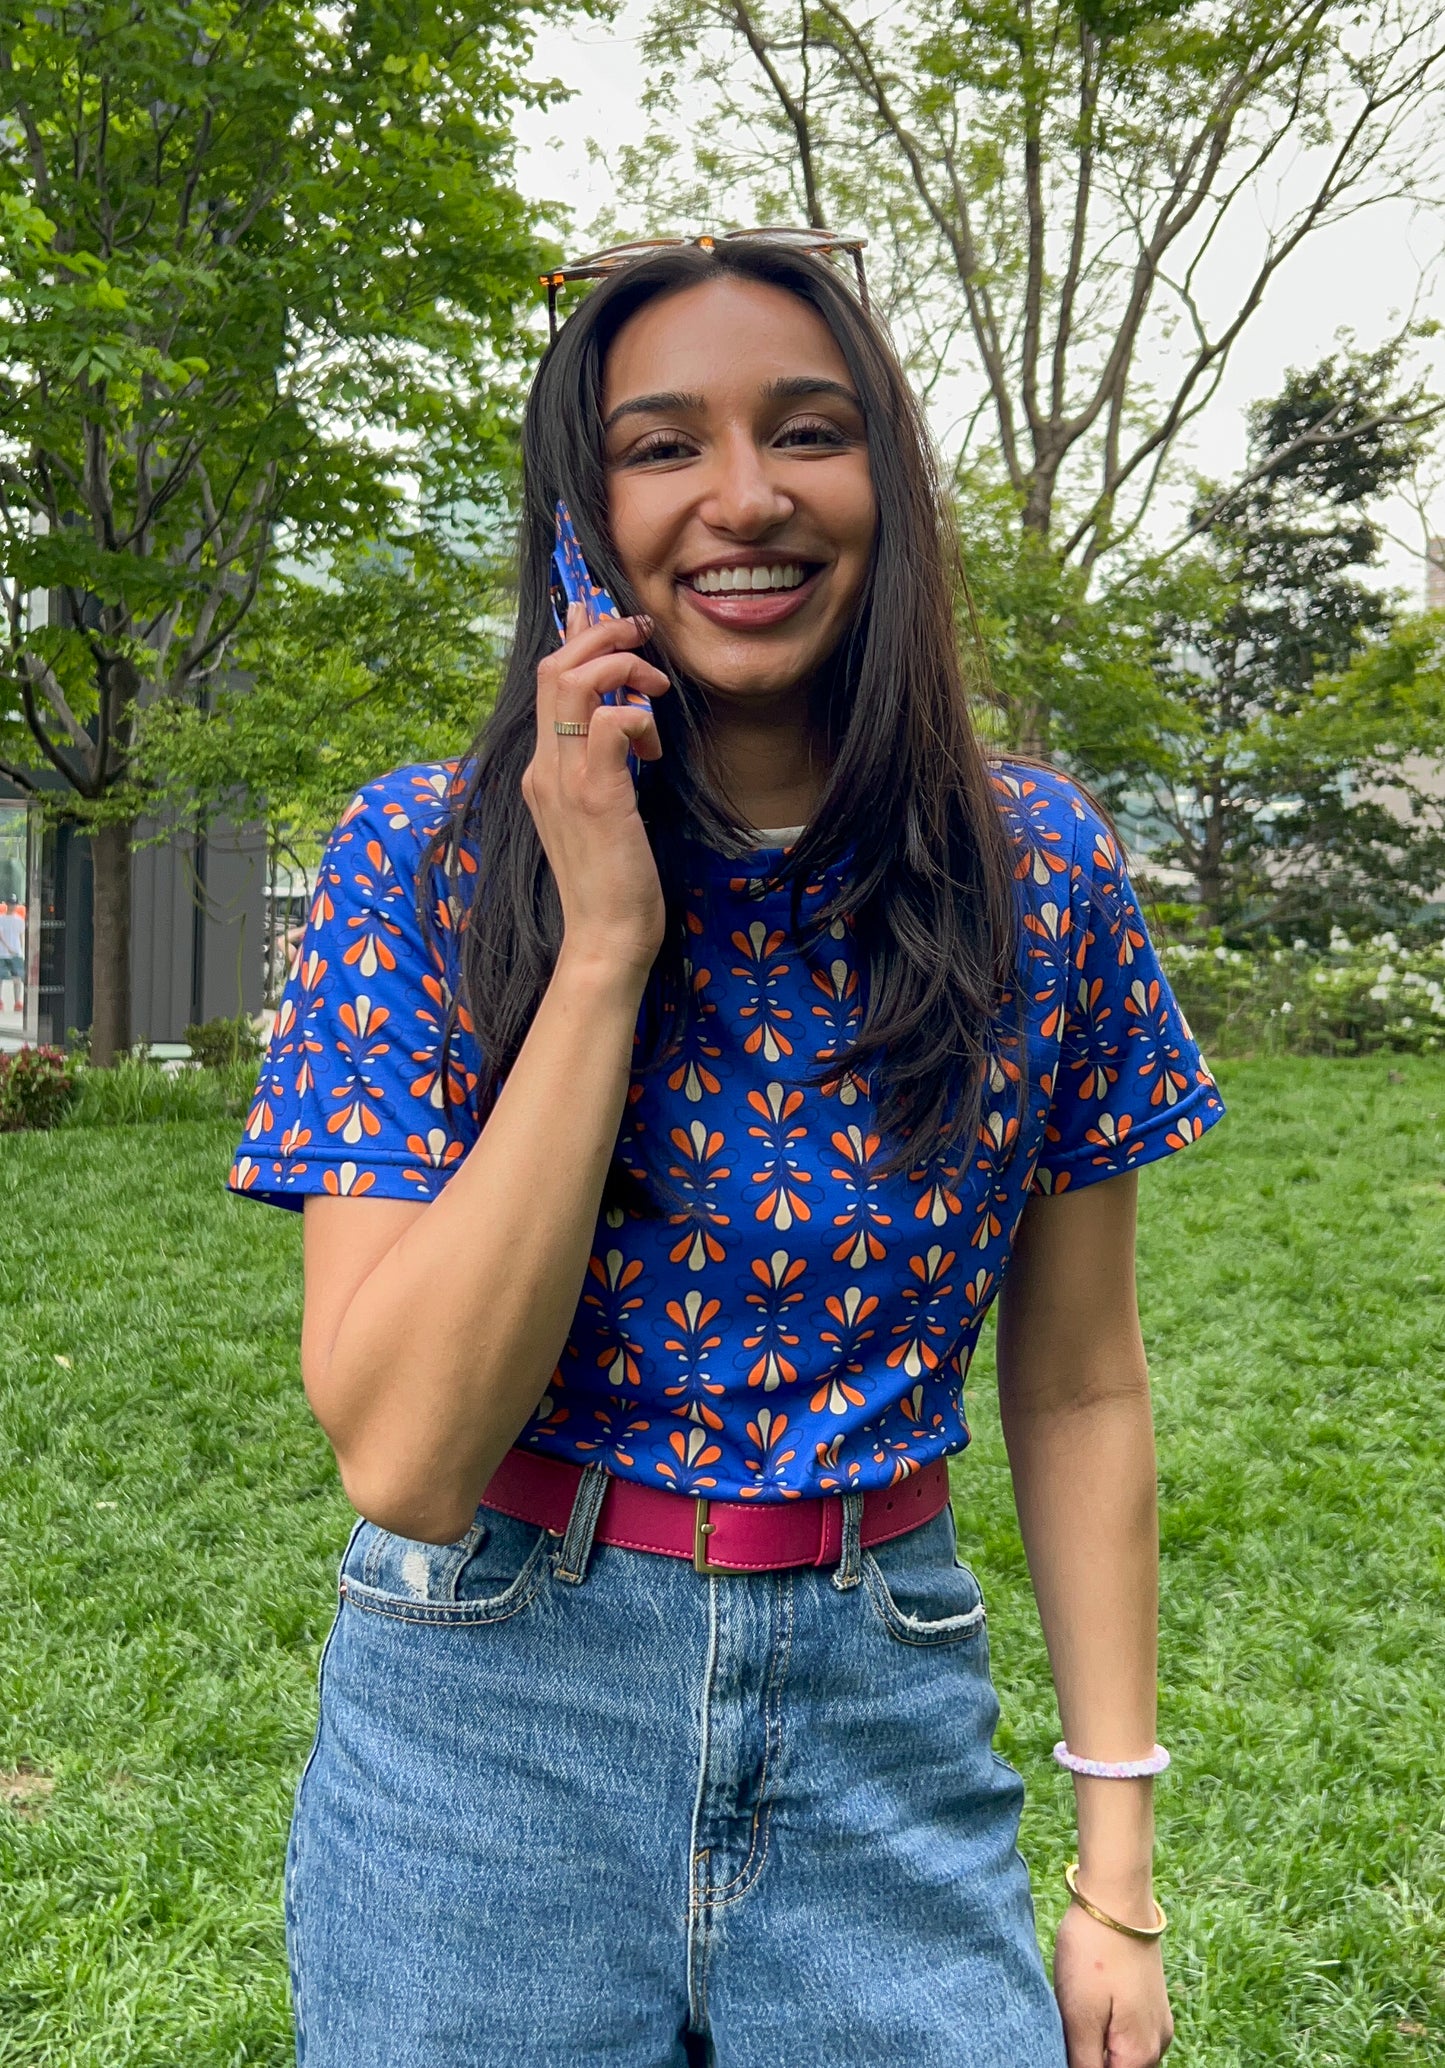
top-left (831, 1490), bottom-right (865, 1591)
top-left (554, 1464), bottom-right (609, 1585)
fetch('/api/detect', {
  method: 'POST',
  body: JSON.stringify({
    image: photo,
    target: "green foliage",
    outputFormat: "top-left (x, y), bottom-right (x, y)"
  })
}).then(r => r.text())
top-left (1138, 343), bottom-right (1445, 932)
top-left (621, 0), bottom-right (1445, 755)
top-left (1160, 929), bottom-right (1445, 1058)
top-left (0, 0), bottom-right (574, 1051)
top-left (0, 0), bottom-right (558, 786)
top-left (59, 1053), bottom-right (259, 1127)
top-left (183, 1017), bottom-right (264, 1072)
top-left (0, 1044), bottom-right (78, 1130)
top-left (131, 535), bottom-right (500, 852)
top-left (957, 475), bottom-right (1167, 770)
top-left (4, 1068), bottom-right (1445, 2058)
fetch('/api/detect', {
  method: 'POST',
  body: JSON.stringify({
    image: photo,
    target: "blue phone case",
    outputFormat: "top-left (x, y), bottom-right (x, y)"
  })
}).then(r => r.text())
top-left (550, 499), bottom-right (621, 634)
top-left (550, 499), bottom-right (648, 777)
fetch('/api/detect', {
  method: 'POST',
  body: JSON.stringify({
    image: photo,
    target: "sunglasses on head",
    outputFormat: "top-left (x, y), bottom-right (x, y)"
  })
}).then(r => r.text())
top-left (539, 226), bottom-right (870, 341)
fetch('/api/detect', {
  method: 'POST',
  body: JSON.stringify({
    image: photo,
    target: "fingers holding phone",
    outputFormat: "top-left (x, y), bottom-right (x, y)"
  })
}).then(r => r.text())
top-left (524, 605), bottom-right (672, 977)
top-left (550, 606), bottom-right (668, 769)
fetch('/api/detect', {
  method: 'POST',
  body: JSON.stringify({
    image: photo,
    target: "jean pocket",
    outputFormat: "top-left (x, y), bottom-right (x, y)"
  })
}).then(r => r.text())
top-left (338, 1505), bottom-right (553, 1627)
top-left (861, 1509), bottom-right (987, 1648)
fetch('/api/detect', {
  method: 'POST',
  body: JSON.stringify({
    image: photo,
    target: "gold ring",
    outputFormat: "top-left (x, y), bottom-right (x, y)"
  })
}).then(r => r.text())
top-left (553, 720), bottom-right (590, 736)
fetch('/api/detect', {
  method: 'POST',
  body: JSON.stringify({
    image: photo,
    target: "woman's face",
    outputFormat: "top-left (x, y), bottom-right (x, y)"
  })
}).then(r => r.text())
top-left (601, 276), bottom-right (877, 705)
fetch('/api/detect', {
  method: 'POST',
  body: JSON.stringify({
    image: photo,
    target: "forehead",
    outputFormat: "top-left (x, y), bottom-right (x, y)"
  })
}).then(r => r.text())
top-left (601, 276), bottom-right (854, 411)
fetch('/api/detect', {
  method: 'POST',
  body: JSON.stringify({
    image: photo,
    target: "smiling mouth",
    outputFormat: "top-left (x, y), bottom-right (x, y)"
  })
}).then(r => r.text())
top-left (686, 562), bottom-right (814, 595)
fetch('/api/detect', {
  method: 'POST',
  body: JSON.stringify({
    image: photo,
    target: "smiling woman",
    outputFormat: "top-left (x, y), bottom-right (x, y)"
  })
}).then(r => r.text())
top-left (229, 235), bottom-right (1222, 2068)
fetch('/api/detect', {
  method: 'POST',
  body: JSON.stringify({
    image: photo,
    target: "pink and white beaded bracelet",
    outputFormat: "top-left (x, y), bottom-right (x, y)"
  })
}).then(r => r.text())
top-left (1053, 1742), bottom-right (1171, 1780)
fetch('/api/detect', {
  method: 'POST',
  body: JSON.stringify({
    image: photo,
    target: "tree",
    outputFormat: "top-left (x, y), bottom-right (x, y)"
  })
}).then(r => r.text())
top-left (133, 535), bottom-right (502, 865)
top-left (0, 0), bottom-right (568, 1060)
top-left (1141, 346), bottom-right (1445, 935)
top-left (613, 0), bottom-right (1445, 753)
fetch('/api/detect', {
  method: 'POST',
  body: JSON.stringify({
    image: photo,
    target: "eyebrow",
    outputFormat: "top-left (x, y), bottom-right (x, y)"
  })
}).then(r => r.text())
top-left (602, 389), bottom-right (705, 433)
top-left (602, 374), bottom-right (862, 435)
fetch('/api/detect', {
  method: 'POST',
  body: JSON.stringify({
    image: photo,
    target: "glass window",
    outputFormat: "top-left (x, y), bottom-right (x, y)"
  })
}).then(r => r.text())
top-left (0, 800), bottom-right (33, 1044)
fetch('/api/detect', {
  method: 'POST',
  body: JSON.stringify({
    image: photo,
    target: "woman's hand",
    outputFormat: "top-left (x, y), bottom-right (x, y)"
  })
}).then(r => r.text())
top-left (522, 603), bottom-right (672, 981)
top-left (1053, 1904), bottom-right (1174, 2068)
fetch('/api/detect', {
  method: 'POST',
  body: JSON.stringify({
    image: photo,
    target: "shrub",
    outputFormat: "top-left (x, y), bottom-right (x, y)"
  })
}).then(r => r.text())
top-left (63, 1051), bottom-right (260, 1128)
top-left (184, 1015), bottom-right (264, 1070)
top-left (0, 1045), bottom-right (80, 1131)
top-left (1161, 928), bottom-right (1445, 1057)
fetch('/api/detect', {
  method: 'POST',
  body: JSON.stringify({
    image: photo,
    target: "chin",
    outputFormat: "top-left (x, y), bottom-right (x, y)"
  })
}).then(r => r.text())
top-left (673, 635), bottom-right (823, 695)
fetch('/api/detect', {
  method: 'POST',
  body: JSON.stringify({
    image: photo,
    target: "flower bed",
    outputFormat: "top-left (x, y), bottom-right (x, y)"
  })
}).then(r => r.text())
top-left (1161, 928), bottom-right (1445, 1056)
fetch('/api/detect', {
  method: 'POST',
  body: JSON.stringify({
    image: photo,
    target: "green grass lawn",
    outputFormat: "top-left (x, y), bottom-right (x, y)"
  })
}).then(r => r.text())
top-left (1, 1057), bottom-right (1443, 2065)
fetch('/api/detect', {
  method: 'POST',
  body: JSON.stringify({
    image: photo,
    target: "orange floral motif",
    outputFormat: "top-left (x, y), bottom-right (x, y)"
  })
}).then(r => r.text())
top-left (739, 1407), bottom-right (799, 1497)
top-left (666, 961), bottom-right (724, 1101)
top-left (655, 1423), bottom-right (722, 1493)
top-left (746, 1081), bottom-right (813, 1229)
top-left (321, 1161), bottom-right (375, 1196)
top-left (662, 1290), bottom-right (726, 1430)
top-left (813, 1285), bottom-right (878, 1413)
top-left (730, 920), bottom-right (794, 1060)
top-left (582, 1249), bottom-right (648, 1390)
top-left (741, 1249), bottom-right (807, 1390)
top-left (810, 954), bottom-right (867, 1104)
top-left (664, 1122), bottom-right (731, 1270)
top-left (886, 1247), bottom-right (957, 1375)
top-left (828, 1125), bottom-right (891, 1267)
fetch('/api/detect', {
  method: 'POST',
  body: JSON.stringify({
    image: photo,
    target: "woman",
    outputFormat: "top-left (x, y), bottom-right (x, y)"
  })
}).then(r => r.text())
top-left (232, 232), bottom-right (1223, 2068)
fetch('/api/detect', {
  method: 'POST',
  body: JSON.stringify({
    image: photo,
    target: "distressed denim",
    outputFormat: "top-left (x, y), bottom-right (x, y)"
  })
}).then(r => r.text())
top-left (286, 1477), bottom-right (1067, 2067)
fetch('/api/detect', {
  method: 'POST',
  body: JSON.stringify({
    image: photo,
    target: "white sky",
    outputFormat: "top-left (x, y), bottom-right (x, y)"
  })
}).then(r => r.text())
top-left (515, 5), bottom-right (1445, 601)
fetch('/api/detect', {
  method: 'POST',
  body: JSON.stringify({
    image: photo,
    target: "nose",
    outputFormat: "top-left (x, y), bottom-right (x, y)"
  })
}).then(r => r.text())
top-left (699, 427), bottom-right (794, 538)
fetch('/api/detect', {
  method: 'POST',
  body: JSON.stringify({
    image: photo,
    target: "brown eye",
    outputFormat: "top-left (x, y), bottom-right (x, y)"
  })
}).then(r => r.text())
top-left (776, 416), bottom-right (850, 449)
top-left (621, 432), bottom-right (698, 466)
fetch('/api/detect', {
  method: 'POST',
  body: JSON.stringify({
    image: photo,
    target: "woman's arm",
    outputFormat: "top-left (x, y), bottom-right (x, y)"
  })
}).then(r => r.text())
top-left (996, 1171), bottom-right (1174, 2068)
top-left (299, 607), bottom-right (670, 1545)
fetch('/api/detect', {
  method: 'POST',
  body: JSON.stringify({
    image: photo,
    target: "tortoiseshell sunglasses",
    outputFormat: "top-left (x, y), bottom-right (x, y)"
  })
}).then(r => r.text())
top-left (539, 226), bottom-right (869, 341)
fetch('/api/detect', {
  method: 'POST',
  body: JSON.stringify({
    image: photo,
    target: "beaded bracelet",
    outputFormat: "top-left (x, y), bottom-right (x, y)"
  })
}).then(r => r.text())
top-left (1052, 1741), bottom-right (1171, 1780)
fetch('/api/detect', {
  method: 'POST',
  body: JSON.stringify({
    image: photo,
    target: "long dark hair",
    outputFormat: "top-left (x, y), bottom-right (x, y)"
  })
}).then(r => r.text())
top-left (432, 239), bottom-right (1020, 1175)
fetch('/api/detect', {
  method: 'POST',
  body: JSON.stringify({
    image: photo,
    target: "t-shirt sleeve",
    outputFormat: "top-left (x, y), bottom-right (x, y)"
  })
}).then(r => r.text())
top-left (228, 778), bottom-right (482, 1209)
top-left (1031, 806), bottom-right (1224, 1194)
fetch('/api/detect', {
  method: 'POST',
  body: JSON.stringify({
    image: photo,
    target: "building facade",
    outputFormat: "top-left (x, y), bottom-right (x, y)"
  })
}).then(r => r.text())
top-left (0, 777), bottom-right (265, 1050)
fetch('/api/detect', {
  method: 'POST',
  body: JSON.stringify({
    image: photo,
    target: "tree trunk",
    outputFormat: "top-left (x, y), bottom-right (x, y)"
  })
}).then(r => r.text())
top-left (1197, 799), bottom-right (1224, 930)
top-left (90, 817), bottom-right (133, 1065)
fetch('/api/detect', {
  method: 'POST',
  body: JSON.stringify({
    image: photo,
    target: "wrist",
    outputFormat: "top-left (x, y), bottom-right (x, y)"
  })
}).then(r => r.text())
top-left (1073, 1771), bottom-right (1155, 1914)
top-left (1073, 1853), bottom-right (1155, 1913)
top-left (553, 936), bottom-right (655, 1004)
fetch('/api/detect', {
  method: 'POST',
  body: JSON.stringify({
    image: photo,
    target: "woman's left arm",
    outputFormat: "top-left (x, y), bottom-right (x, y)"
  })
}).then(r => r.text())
top-left (996, 1170), bottom-right (1174, 2068)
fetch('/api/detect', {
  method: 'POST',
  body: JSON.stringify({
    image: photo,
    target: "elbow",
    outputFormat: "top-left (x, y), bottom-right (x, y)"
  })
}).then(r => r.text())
top-left (336, 1454), bottom-right (480, 1546)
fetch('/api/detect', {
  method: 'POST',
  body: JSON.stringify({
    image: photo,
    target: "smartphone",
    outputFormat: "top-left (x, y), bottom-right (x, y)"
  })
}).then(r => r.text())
top-left (549, 498), bottom-right (621, 636)
top-left (550, 499), bottom-right (650, 779)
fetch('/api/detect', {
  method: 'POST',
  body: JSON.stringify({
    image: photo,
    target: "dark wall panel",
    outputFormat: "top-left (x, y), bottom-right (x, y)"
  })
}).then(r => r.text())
top-left (196, 818), bottom-right (267, 1025)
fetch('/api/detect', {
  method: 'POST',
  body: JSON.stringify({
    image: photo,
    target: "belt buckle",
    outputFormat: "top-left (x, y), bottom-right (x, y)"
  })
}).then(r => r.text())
top-left (693, 1499), bottom-right (741, 1576)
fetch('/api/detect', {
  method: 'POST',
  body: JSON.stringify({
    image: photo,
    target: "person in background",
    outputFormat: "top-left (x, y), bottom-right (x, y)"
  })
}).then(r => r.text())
top-left (0, 901), bottom-right (25, 1017)
top-left (232, 232), bottom-right (1223, 2068)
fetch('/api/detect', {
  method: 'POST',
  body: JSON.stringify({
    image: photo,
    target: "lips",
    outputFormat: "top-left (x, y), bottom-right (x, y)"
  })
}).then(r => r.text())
top-left (677, 557), bottom-right (824, 629)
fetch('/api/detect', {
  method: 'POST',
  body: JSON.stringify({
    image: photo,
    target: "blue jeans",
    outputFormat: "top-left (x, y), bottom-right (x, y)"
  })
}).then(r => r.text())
top-left (287, 1474), bottom-right (1066, 2066)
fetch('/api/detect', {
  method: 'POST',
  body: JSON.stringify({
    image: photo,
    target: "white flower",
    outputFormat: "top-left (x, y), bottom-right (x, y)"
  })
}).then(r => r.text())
top-left (1280, 1000), bottom-right (1294, 1014)
top-left (1293, 938), bottom-right (1309, 953)
top-left (1377, 965), bottom-right (1396, 984)
top-left (1213, 945), bottom-right (1229, 962)
top-left (1369, 985), bottom-right (1390, 1002)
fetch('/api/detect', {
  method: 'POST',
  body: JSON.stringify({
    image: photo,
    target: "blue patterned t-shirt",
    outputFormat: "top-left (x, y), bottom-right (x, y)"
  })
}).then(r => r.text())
top-left (230, 759), bottom-right (1223, 1500)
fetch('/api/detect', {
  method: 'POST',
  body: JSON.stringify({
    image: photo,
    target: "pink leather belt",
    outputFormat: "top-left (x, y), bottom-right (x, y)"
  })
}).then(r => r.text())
top-left (481, 1448), bottom-right (952, 1575)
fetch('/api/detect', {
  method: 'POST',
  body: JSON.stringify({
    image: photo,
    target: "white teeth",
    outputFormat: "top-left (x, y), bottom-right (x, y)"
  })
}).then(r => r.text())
top-left (690, 563), bottom-right (808, 594)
